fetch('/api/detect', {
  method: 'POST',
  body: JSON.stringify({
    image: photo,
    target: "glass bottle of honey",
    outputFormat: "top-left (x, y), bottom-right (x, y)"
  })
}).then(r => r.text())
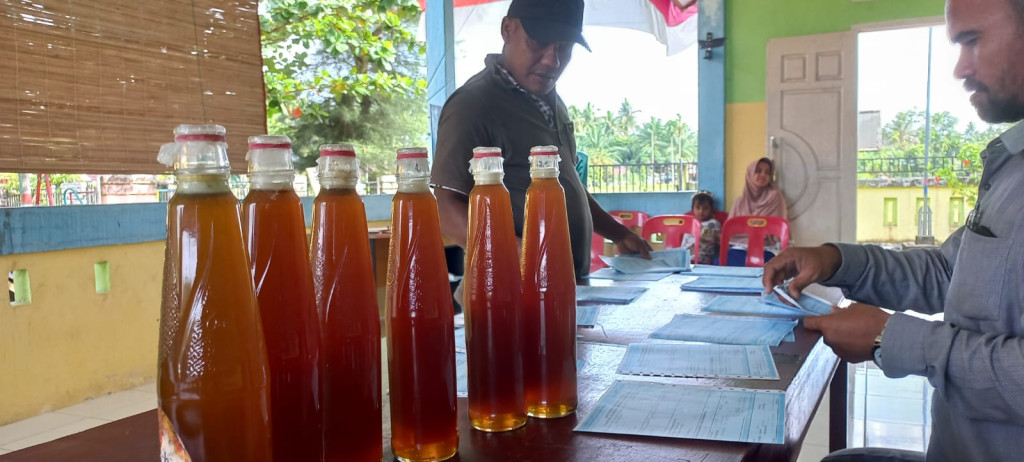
top-left (241, 135), bottom-right (322, 461)
top-left (463, 147), bottom-right (526, 432)
top-left (385, 147), bottom-right (459, 460)
top-left (310, 144), bottom-right (383, 462)
top-left (520, 146), bottom-right (577, 419)
top-left (157, 124), bottom-right (273, 461)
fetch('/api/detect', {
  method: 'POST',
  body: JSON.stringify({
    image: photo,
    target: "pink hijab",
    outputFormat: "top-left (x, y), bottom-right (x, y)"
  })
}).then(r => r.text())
top-left (730, 158), bottom-right (787, 219)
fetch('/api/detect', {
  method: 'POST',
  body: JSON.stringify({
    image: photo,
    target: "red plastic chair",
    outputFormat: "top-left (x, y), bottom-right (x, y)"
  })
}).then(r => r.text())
top-left (641, 215), bottom-right (702, 261)
top-left (718, 216), bottom-right (790, 267)
top-left (685, 210), bottom-right (729, 225)
top-left (609, 210), bottom-right (649, 233)
top-left (590, 232), bottom-right (609, 271)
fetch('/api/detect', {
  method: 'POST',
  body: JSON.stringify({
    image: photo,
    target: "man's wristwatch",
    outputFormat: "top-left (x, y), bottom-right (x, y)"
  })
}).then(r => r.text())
top-left (871, 332), bottom-right (884, 368)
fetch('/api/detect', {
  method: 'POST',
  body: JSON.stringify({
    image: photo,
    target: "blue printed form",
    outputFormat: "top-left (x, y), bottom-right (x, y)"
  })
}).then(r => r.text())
top-left (600, 248), bottom-right (691, 274)
top-left (576, 285), bottom-right (648, 304)
top-left (763, 285), bottom-right (833, 316)
top-left (587, 268), bottom-right (671, 282)
top-left (577, 305), bottom-right (600, 327)
top-left (687, 265), bottom-right (764, 278)
top-left (575, 380), bottom-right (786, 444)
top-left (617, 343), bottom-right (779, 380)
top-left (650, 314), bottom-right (797, 346)
top-left (703, 295), bottom-right (812, 317)
top-left (454, 327), bottom-right (466, 352)
top-left (679, 276), bottom-right (765, 294)
top-left (455, 351), bottom-right (468, 397)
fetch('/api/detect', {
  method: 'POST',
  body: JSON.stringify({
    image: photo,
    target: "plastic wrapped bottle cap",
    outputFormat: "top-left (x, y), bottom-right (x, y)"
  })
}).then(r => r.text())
top-left (248, 135), bottom-right (291, 150)
top-left (245, 135), bottom-right (294, 175)
top-left (320, 144), bottom-right (357, 157)
top-left (529, 145), bottom-right (559, 156)
top-left (158, 124), bottom-right (230, 173)
top-left (472, 147), bottom-right (502, 158)
top-left (397, 147), bottom-right (429, 159)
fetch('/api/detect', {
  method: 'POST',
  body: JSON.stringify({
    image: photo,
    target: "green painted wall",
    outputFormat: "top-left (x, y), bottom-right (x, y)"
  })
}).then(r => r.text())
top-left (727, 0), bottom-right (945, 103)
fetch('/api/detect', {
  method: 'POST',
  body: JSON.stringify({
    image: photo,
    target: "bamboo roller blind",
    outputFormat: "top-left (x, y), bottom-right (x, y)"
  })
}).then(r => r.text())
top-left (0, 0), bottom-right (266, 174)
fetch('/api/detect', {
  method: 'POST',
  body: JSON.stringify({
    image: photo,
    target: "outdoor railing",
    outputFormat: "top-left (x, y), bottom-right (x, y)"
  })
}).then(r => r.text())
top-left (857, 156), bottom-right (970, 178)
top-left (586, 162), bottom-right (698, 193)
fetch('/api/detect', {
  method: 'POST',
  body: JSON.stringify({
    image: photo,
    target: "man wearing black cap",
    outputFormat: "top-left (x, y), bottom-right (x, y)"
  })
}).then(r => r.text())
top-left (431, 0), bottom-right (651, 282)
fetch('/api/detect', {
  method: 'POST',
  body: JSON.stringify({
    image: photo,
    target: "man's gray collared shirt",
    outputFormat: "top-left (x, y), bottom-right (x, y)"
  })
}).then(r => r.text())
top-left (826, 120), bottom-right (1024, 461)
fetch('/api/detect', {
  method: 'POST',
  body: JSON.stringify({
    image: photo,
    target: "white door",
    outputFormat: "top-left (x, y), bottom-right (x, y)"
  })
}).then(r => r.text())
top-left (765, 32), bottom-right (858, 246)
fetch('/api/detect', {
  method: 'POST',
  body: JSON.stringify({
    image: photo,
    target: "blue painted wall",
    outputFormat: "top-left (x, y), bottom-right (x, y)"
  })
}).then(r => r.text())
top-left (0, 194), bottom-right (397, 256)
top-left (593, 192), bottom-right (695, 217)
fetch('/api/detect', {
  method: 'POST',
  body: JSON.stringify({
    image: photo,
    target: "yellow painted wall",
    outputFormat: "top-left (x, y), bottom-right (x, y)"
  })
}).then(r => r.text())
top-left (0, 241), bottom-right (163, 425)
top-left (724, 102), bottom-right (768, 209)
top-left (857, 187), bottom-right (967, 244)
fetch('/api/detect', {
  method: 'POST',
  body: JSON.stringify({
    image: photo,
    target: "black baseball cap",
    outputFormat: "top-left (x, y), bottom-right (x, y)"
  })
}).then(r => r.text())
top-left (507, 0), bottom-right (591, 52)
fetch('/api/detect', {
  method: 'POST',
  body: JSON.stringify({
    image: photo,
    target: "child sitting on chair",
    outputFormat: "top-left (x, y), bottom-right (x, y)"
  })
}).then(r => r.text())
top-left (690, 191), bottom-right (721, 265)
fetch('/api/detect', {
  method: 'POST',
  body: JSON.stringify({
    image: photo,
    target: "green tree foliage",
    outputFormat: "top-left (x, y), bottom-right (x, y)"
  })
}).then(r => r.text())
top-left (569, 100), bottom-right (697, 167)
top-left (261, 0), bottom-right (429, 180)
top-left (863, 109), bottom-right (1003, 204)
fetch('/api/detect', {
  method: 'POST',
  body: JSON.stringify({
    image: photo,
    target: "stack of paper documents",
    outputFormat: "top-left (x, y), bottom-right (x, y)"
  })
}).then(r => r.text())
top-left (576, 285), bottom-right (647, 304)
top-left (575, 380), bottom-right (786, 444)
top-left (617, 343), bottom-right (779, 380)
top-left (687, 265), bottom-right (763, 278)
top-left (587, 267), bottom-right (670, 281)
top-left (576, 305), bottom-right (600, 327)
top-left (703, 293), bottom-right (832, 318)
top-left (763, 282), bottom-right (833, 316)
top-left (599, 248), bottom-right (691, 274)
top-left (679, 276), bottom-right (764, 294)
top-left (649, 313), bottom-right (797, 346)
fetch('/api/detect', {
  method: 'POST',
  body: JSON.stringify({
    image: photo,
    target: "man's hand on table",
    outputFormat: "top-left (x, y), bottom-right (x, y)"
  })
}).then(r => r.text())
top-left (803, 303), bottom-right (890, 363)
top-left (762, 244), bottom-right (843, 299)
top-left (614, 232), bottom-right (653, 259)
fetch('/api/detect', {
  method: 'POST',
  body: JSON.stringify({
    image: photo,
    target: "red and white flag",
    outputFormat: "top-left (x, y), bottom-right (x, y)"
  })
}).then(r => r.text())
top-left (419, 0), bottom-right (698, 56)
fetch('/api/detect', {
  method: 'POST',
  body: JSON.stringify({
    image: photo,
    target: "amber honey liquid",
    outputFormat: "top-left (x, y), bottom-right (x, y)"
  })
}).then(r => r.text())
top-left (465, 183), bottom-right (527, 432)
top-left (158, 184), bottom-right (272, 462)
top-left (241, 187), bottom-right (322, 461)
top-left (386, 190), bottom-right (459, 461)
top-left (520, 178), bottom-right (578, 418)
top-left (310, 187), bottom-right (383, 462)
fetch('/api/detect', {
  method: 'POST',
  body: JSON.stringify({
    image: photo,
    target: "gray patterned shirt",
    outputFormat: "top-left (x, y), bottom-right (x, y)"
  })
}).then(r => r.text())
top-left (825, 120), bottom-right (1024, 461)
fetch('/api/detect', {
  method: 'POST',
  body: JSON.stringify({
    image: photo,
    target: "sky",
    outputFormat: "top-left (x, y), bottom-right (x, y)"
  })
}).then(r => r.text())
top-left (450, 20), bottom-right (699, 127)
top-left (449, 20), bottom-right (999, 133)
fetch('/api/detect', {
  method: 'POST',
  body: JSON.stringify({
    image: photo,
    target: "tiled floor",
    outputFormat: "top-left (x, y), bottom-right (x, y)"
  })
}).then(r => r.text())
top-left (0, 382), bottom-right (156, 455)
top-left (797, 362), bottom-right (931, 462)
top-left (0, 363), bottom-right (930, 460)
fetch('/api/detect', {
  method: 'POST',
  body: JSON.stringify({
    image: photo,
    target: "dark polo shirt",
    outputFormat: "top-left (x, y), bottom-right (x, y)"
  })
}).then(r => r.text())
top-left (431, 54), bottom-right (594, 277)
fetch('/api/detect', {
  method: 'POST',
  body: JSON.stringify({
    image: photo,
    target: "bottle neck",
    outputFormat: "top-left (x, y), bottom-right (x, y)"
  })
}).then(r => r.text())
top-left (530, 168), bottom-right (558, 179)
top-left (249, 171), bottom-right (294, 190)
top-left (175, 174), bottom-right (231, 194)
top-left (473, 172), bottom-right (504, 185)
top-left (397, 177), bottom-right (430, 193)
top-left (320, 176), bottom-right (358, 190)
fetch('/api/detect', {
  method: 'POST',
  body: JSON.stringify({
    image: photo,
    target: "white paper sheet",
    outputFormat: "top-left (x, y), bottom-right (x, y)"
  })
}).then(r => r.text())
top-left (617, 343), bottom-right (779, 380)
top-left (649, 314), bottom-right (797, 346)
top-left (575, 380), bottom-right (786, 444)
top-left (587, 267), bottom-right (671, 281)
top-left (576, 285), bottom-right (648, 304)
top-left (600, 248), bottom-right (691, 274)
top-left (679, 276), bottom-right (765, 294)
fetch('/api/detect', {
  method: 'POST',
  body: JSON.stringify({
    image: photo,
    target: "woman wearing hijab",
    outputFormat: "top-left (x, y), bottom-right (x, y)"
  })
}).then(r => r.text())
top-left (723, 158), bottom-right (787, 265)
top-left (729, 157), bottom-right (787, 219)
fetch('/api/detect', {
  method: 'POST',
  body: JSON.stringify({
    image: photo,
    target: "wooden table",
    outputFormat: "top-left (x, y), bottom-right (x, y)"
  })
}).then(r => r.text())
top-left (0, 274), bottom-right (843, 462)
